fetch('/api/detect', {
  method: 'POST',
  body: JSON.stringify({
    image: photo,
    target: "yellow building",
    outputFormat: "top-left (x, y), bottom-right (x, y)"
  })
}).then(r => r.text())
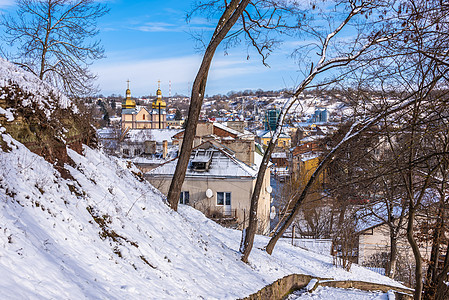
top-left (150, 81), bottom-right (167, 129)
top-left (257, 130), bottom-right (291, 149)
top-left (121, 81), bottom-right (167, 130)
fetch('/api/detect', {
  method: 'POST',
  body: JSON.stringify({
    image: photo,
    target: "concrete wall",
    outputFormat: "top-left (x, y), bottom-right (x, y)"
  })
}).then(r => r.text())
top-left (242, 274), bottom-right (315, 300)
top-left (227, 121), bottom-right (246, 133)
top-left (241, 274), bottom-right (413, 300)
top-left (221, 139), bottom-right (255, 165)
top-left (196, 122), bottom-right (214, 136)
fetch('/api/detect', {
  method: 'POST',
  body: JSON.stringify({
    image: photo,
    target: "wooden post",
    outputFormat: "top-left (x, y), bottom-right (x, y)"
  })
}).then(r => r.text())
top-left (292, 225), bottom-right (295, 245)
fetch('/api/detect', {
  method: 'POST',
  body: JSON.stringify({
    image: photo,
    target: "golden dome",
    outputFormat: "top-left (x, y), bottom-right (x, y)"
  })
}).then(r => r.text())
top-left (152, 98), bottom-right (166, 109)
top-left (152, 80), bottom-right (166, 109)
top-left (122, 80), bottom-right (136, 109)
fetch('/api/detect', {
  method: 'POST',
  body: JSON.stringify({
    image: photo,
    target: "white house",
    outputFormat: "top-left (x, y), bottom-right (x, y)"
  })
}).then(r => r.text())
top-left (146, 141), bottom-right (272, 234)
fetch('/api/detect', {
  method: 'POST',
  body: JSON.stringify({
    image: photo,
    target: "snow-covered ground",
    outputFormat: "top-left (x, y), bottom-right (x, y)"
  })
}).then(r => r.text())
top-left (0, 132), bottom-right (406, 299)
top-left (0, 56), bottom-right (405, 299)
top-left (287, 286), bottom-right (391, 300)
top-left (0, 57), bottom-right (75, 118)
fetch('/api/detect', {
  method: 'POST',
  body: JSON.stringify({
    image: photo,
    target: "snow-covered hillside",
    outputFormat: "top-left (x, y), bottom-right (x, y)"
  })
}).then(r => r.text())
top-left (0, 57), bottom-right (75, 119)
top-left (0, 57), bottom-right (404, 299)
top-left (0, 133), bottom-right (405, 299)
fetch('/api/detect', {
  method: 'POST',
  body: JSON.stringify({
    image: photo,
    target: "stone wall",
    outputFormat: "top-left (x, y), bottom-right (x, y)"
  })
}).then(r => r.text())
top-left (241, 273), bottom-right (414, 300)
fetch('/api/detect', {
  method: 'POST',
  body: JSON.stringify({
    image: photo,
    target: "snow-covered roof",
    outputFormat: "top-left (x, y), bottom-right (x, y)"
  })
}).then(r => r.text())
top-left (258, 130), bottom-right (290, 139)
top-left (97, 127), bottom-right (118, 139)
top-left (149, 142), bottom-right (258, 178)
top-left (272, 152), bottom-right (287, 159)
top-left (214, 122), bottom-right (254, 138)
top-left (122, 108), bottom-right (138, 115)
top-left (125, 129), bottom-right (182, 143)
top-left (300, 152), bottom-right (320, 162)
top-left (300, 135), bottom-right (326, 143)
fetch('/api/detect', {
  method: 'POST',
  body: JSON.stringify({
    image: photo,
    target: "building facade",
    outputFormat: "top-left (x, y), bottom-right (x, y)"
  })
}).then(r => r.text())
top-left (146, 141), bottom-right (272, 234)
top-left (121, 81), bottom-right (167, 130)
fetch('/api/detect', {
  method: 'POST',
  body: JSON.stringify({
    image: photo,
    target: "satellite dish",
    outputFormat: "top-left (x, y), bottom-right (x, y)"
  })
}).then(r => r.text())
top-left (270, 206), bottom-right (276, 220)
top-left (206, 189), bottom-right (213, 198)
top-left (266, 185), bottom-right (273, 194)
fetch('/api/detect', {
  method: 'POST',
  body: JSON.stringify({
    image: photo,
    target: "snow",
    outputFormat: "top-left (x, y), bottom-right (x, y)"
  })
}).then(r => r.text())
top-left (287, 286), bottom-right (389, 300)
top-left (272, 152), bottom-right (287, 159)
top-left (0, 106), bottom-right (14, 121)
top-left (305, 278), bottom-right (319, 291)
top-left (214, 122), bottom-right (254, 138)
top-left (288, 238), bottom-right (332, 256)
top-left (0, 54), bottom-right (408, 299)
top-left (0, 58), bottom-right (76, 117)
top-left (125, 128), bottom-right (182, 143)
top-left (0, 134), bottom-right (407, 299)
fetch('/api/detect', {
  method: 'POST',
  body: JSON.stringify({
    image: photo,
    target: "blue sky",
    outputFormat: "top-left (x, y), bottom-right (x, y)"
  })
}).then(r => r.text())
top-left (92, 0), bottom-right (304, 97)
top-left (0, 0), bottom-right (311, 97)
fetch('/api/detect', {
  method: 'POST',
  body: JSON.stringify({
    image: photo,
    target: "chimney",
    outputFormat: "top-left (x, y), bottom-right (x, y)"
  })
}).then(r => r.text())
top-left (162, 140), bottom-right (168, 159)
top-left (227, 121), bottom-right (245, 133)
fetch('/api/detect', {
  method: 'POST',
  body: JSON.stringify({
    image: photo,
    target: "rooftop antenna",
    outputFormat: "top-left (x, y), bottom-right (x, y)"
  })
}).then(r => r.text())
top-left (169, 80), bottom-right (172, 98)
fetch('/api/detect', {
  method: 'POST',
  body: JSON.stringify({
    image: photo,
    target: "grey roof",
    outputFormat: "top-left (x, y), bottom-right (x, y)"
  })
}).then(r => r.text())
top-left (122, 108), bottom-right (138, 115)
top-left (148, 142), bottom-right (258, 179)
top-left (125, 129), bottom-right (182, 143)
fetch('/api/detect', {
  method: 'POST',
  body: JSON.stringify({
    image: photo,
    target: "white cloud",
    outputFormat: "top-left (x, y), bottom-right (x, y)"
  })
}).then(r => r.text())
top-left (133, 22), bottom-right (177, 32)
top-left (0, 0), bottom-right (14, 9)
top-left (91, 53), bottom-right (274, 96)
top-left (92, 55), bottom-right (202, 96)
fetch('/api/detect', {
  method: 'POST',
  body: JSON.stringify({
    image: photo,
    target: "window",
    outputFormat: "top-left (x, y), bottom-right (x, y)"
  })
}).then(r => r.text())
top-left (217, 192), bottom-right (231, 206)
top-left (134, 148), bottom-right (141, 156)
top-left (179, 191), bottom-right (189, 205)
top-left (123, 148), bottom-right (129, 155)
top-left (142, 114), bottom-right (145, 120)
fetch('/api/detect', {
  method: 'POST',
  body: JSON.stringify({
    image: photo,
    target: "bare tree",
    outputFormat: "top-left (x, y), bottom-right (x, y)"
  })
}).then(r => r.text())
top-left (166, 0), bottom-right (251, 210)
top-left (242, 0), bottom-right (395, 262)
top-left (1, 0), bottom-right (108, 96)
top-left (167, 0), bottom-right (304, 210)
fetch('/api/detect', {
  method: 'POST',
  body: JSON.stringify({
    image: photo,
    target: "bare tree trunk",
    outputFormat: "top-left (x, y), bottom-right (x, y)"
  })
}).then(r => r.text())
top-left (166, 0), bottom-right (250, 210)
top-left (435, 246), bottom-right (449, 300)
top-left (424, 206), bottom-right (444, 298)
top-left (241, 139), bottom-right (276, 262)
top-left (407, 209), bottom-right (423, 300)
top-left (387, 227), bottom-right (398, 279)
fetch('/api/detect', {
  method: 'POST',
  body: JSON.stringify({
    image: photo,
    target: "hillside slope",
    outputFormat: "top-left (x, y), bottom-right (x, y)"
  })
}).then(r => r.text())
top-left (0, 58), bottom-right (403, 299)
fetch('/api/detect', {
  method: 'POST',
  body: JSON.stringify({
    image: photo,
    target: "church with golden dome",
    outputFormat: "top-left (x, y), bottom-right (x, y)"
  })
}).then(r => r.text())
top-left (121, 81), bottom-right (168, 130)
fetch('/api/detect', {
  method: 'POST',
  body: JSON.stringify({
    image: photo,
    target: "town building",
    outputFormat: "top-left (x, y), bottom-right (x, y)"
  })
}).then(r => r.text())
top-left (121, 81), bottom-right (167, 130)
top-left (256, 130), bottom-right (291, 149)
top-left (173, 121), bottom-right (256, 166)
top-left (146, 141), bottom-right (272, 234)
top-left (356, 218), bottom-right (433, 269)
